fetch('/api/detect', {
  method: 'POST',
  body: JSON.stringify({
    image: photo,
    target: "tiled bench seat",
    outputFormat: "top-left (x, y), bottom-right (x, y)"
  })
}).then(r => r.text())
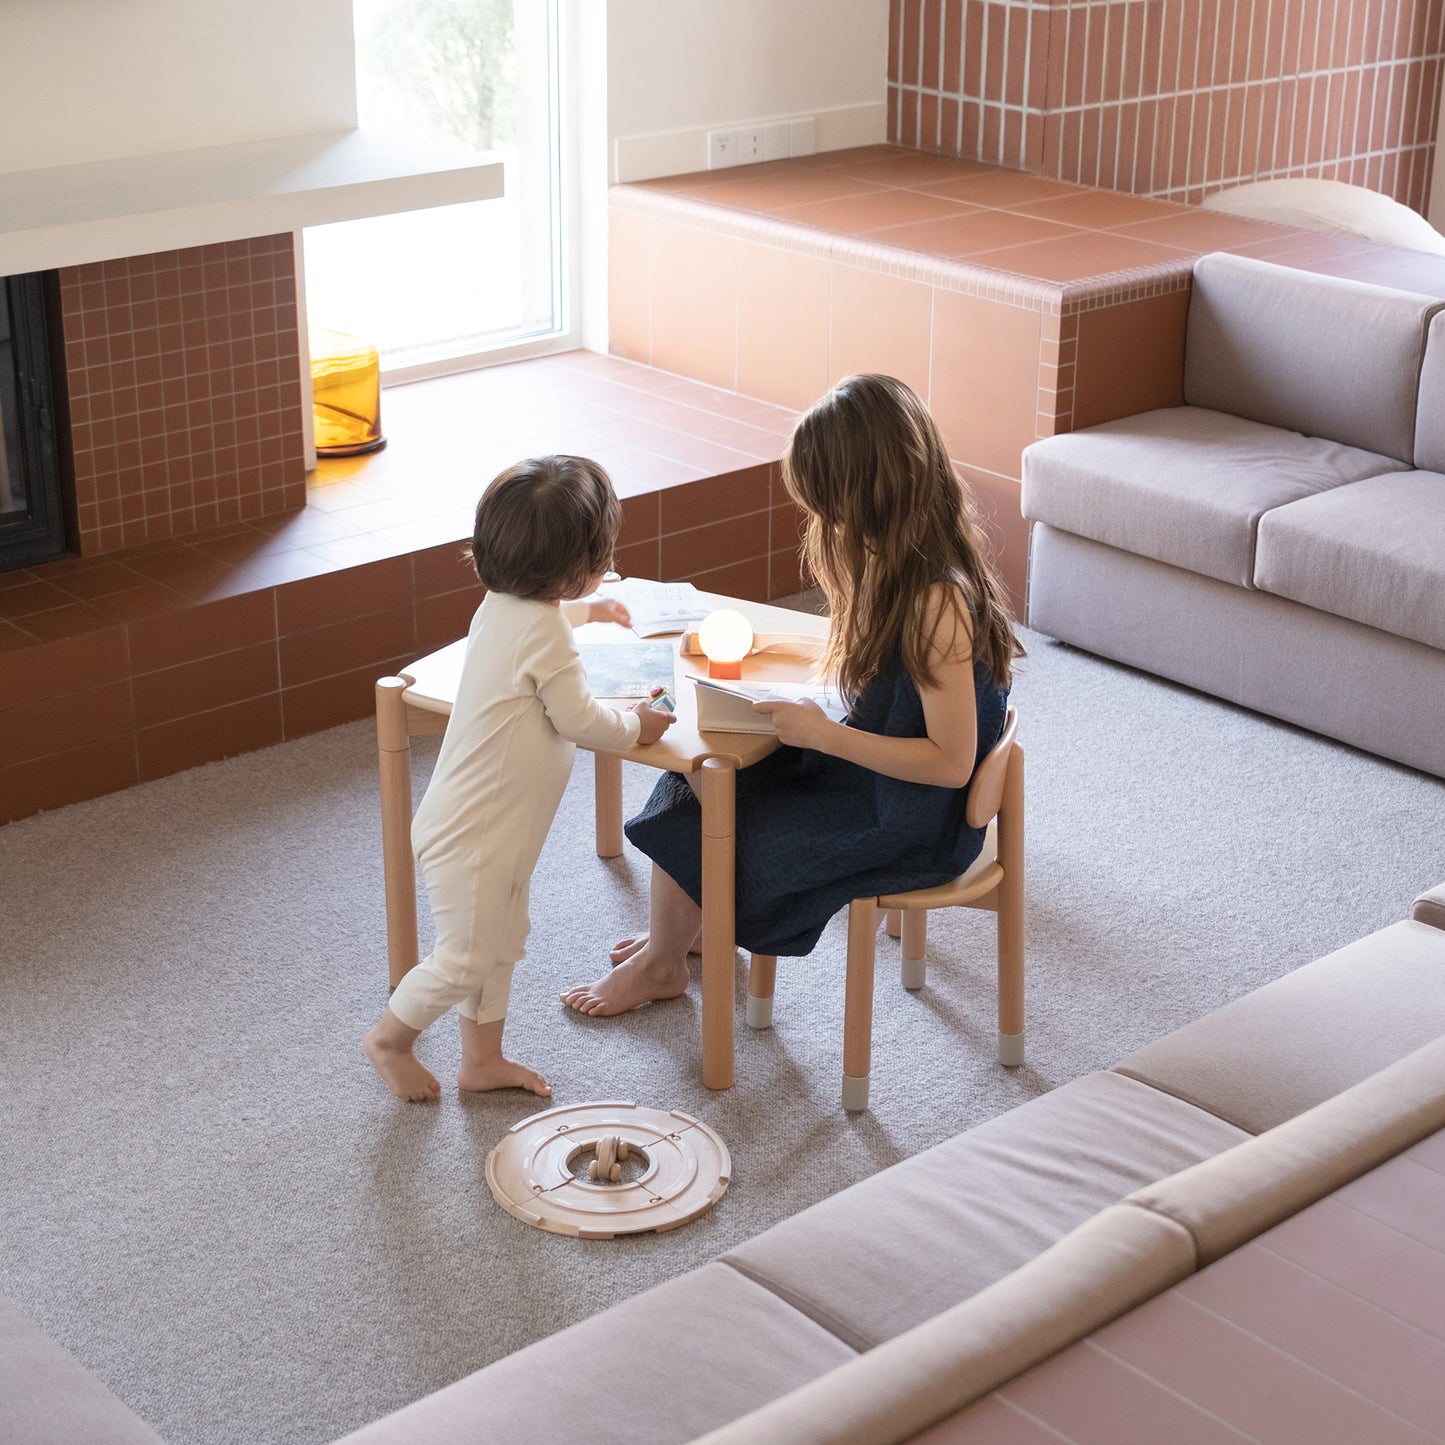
top-left (0, 352), bottom-right (800, 823)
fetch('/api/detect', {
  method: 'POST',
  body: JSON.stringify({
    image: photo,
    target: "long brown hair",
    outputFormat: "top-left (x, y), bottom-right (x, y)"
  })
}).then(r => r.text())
top-left (782, 374), bottom-right (1021, 699)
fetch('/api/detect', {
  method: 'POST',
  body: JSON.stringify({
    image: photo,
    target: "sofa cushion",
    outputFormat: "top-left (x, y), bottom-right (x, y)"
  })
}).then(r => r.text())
top-left (1254, 470), bottom-right (1445, 650)
top-left (1184, 251), bottom-right (1441, 461)
top-left (1127, 1038), bottom-right (1445, 1266)
top-left (1115, 919), bottom-right (1445, 1134)
top-left (1415, 310), bottom-right (1445, 470)
top-left (333, 1262), bottom-right (856, 1445)
top-left (1020, 406), bottom-right (1404, 587)
top-left (696, 1204), bottom-right (1198, 1445)
top-left (722, 1070), bottom-right (1247, 1351)
top-left (0, 1295), bottom-right (163, 1445)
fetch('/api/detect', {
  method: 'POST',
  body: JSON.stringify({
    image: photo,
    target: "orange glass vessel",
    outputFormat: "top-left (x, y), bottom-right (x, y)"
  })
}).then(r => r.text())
top-left (310, 326), bottom-right (387, 456)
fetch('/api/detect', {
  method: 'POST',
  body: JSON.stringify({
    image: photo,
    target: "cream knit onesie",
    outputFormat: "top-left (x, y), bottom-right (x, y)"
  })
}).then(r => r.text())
top-left (389, 591), bottom-right (641, 1031)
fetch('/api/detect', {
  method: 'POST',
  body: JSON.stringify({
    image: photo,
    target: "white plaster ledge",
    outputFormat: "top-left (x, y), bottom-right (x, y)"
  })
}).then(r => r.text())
top-left (0, 128), bottom-right (504, 274)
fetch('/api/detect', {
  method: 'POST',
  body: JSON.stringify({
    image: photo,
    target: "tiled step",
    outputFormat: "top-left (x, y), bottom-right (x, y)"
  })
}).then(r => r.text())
top-left (0, 352), bottom-right (802, 823)
top-left (609, 144), bottom-right (1445, 606)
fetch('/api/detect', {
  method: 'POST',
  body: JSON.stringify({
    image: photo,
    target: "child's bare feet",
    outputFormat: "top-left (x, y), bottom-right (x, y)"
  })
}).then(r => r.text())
top-left (457, 1057), bottom-right (551, 1096)
top-left (562, 953), bottom-right (691, 1015)
top-left (364, 1028), bottom-right (441, 1102)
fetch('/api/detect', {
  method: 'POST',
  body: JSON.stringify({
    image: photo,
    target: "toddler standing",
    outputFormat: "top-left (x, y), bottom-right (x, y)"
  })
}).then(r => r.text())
top-left (365, 455), bottom-right (674, 1101)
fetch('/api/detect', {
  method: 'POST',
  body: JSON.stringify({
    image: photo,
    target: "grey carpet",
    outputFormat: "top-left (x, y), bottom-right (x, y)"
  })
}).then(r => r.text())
top-left (1, 627), bottom-right (1442, 1445)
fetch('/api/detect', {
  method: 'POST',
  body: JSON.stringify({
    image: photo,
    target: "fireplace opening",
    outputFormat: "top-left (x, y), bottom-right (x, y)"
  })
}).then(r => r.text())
top-left (0, 272), bottom-right (69, 574)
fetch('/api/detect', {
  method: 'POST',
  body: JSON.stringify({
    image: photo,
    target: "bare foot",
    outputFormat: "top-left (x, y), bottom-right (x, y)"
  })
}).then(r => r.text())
top-left (457, 1057), bottom-right (551, 1096)
top-left (562, 955), bottom-right (691, 1016)
top-left (364, 1029), bottom-right (441, 1102)
top-left (609, 930), bottom-right (703, 966)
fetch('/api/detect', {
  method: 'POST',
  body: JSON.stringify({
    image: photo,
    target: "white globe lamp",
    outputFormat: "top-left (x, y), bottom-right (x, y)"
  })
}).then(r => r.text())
top-left (697, 609), bottom-right (754, 679)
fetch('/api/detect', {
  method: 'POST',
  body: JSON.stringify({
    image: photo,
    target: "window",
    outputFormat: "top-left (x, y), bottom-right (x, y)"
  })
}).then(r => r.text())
top-left (302, 0), bottom-right (565, 379)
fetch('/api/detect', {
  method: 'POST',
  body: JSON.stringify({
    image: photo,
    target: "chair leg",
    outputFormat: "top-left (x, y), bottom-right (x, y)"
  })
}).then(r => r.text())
top-left (747, 954), bottom-right (776, 1030)
top-left (996, 747), bottom-right (1025, 1067)
top-left (843, 901), bottom-right (878, 1110)
top-left (885, 908), bottom-right (902, 939)
top-left (900, 909), bottom-right (928, 990)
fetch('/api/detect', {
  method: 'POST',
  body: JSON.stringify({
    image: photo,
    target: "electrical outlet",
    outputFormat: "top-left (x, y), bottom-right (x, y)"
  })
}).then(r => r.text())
top-left (762, 123), bottom-right (791, 162)
top-left (707, 130), bottom-right (736, 169)
top-left (789, 118), bottom-right (817, 158)
top-left (735, 127), bottom-right (763, 165)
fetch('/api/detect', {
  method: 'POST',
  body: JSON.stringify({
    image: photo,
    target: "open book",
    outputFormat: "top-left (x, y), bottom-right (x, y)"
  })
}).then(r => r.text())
top-left (608, 579), bottom-right (711, 637)
top-left (693, 677), bottom-right (849, 735)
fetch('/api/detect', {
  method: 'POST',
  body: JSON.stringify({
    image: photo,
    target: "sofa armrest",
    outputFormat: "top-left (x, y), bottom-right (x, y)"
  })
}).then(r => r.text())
top-left (1412, 881), bottom-right (1445, 930)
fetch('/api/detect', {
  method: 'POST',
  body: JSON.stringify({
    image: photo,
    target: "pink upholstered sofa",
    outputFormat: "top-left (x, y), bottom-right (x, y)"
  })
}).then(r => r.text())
top-left (7, 884), bottom-right (1445, 1444)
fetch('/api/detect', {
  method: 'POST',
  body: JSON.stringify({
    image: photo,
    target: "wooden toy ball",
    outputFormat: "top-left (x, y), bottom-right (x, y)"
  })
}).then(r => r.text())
top-left (587, 1135), bottom-right (630, 1183)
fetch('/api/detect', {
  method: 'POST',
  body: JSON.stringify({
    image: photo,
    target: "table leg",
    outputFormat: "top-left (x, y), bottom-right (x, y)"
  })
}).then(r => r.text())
top-left (594, 751), bottom-right (624, 858)
top-left (698, 757), bottom-right (737, 1090)
top-left (376, 678), bottom-right (420, 991)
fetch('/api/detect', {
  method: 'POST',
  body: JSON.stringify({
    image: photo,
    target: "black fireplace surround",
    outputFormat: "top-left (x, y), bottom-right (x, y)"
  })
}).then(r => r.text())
top-left (0, 271), bottom-right (69, 573)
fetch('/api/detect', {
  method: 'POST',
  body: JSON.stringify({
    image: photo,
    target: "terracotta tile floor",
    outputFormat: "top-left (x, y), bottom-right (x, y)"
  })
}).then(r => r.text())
top-left (0, 352), bottom-right (799, 649)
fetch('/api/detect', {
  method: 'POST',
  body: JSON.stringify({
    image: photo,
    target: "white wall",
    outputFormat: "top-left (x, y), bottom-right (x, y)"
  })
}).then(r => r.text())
top-left (606, 0), bottom-right (889, 182)
top-left (0, 0), bottom-right (357, 174)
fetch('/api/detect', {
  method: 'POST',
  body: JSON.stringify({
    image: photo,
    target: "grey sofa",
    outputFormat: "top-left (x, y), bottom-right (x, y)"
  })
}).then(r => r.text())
top-left (1021, 251), bottom-right (1445, 779)
top-left (8, 884), bottom-right (1445, 1444)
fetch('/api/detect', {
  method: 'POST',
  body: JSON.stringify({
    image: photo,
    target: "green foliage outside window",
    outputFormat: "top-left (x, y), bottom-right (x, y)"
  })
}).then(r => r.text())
top-left (355, 0), bottom-right (516, 153)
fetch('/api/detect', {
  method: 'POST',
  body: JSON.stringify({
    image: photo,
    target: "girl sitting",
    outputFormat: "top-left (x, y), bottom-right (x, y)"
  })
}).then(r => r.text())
top-left (561, 374), bottom-right (1021, 1016)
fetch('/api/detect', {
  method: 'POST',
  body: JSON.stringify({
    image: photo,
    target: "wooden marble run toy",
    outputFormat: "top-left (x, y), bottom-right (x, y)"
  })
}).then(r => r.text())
top-left (486, 1102), bottom-right (730, 1238)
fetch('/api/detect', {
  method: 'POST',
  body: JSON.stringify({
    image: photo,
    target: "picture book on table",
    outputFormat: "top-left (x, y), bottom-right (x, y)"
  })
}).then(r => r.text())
top-left (692, 677), bottom-right (849, 735)
top-left (577, 640), bottom-right (677, 699)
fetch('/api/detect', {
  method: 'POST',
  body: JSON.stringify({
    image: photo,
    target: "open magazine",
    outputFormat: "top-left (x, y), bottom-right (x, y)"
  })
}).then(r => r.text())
top-left (607, 579), bottom-right (711, 637)
top-left (692, 676), bottom-right (849, 735)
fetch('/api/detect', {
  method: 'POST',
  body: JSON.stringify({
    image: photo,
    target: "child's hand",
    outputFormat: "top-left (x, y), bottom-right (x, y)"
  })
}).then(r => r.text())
top-left (632, 699), bottom-right (675, 745)
top-left (751, 697), bottom-right (834, 751)
top-left (589, 597), bottom-right (632, 628)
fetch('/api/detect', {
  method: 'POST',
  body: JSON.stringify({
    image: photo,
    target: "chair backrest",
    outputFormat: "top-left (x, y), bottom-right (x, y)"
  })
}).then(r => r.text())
top-left (965, 706), bottom-right (1018, 830)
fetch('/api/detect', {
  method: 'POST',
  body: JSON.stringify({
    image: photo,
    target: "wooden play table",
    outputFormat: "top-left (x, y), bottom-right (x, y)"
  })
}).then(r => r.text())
top-left (375, 586), bottom-right (828, 1090)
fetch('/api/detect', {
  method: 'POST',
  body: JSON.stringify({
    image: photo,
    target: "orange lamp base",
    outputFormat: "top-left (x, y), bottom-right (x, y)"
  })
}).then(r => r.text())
top-left (707, 658), bottom-right (743, 680)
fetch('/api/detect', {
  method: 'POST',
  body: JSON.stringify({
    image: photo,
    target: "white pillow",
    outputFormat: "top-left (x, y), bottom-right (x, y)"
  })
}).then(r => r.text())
top-left (1202, 179), bottom-right (1445, 256)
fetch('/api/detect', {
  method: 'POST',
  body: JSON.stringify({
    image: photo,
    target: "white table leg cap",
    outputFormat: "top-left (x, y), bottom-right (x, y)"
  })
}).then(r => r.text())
top-left (998, 1030), bottom-right (1025, 1068)
top-left (842, 1073), bottom-right (870, 1112)
top-left (746, 995), bottom-right (774, 1030)
top-left (901, 956), bottom-right (926, 991)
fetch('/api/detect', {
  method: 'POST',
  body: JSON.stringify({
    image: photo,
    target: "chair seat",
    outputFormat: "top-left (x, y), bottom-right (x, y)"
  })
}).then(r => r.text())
top-left (878, 820), bottom-right (999, 911)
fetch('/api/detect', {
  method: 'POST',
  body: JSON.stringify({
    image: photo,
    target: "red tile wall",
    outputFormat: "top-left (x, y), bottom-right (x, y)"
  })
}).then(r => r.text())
top-left (0, 540), bottom-right (482, 824)
top-left (59, 235), bottom-right (308, 557)
top-left (892, 0), bottom-right (1445, 209)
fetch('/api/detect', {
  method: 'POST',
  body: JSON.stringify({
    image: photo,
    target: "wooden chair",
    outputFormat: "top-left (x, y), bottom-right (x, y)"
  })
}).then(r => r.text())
top-left (746, 706), bottom-right (1023, 1110)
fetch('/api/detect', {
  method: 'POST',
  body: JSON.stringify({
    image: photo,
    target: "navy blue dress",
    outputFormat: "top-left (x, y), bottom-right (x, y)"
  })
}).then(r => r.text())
top-left (624, 646), bottom-right (1009, 958)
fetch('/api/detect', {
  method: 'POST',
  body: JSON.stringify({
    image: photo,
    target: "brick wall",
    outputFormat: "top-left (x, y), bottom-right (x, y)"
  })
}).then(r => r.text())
top-left (58, 234), bottom-right (308, 555)
top-left (890, 0), bottom-right (1445, 208)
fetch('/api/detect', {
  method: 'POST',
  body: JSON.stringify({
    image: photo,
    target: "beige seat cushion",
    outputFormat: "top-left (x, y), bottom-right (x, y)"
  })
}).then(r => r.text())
top-left (1020, 406), bottom-right (1403, 588)
top-left (1254, 470), bottom-right (1445, 650)
top-left (723, 1071), bottom-right (1247, 1351)
top-left (333, 1263), bottom-right (856, 1445)
top-left (1115, 919), bottom-right (1445, 1134)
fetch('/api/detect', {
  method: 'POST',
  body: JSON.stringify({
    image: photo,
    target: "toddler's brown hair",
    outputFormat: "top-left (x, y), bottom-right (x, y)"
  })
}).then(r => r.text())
top-left (471, 455), bottom-right (620, 602)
